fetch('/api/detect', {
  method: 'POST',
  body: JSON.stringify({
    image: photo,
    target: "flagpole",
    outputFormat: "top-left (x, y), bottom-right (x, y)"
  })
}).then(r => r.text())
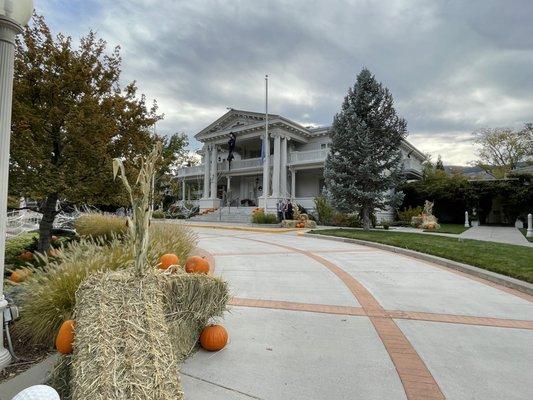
top-left (262, 75), bottom-right (270, 202)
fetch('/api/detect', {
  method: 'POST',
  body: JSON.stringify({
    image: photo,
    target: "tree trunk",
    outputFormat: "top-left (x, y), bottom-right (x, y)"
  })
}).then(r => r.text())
top-left (362, 206), bottom-right (371, 230)
top-left (37, 193), bottom-right (59, 253)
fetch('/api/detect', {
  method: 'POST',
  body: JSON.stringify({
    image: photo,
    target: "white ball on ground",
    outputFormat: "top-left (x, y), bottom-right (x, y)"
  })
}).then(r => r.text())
top-left (11, 385), bottom-right (60, 400)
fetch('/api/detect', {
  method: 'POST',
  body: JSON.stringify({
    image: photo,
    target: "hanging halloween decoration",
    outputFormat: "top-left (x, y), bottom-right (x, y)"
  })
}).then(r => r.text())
top-left (227, 132), bottom-right (236, 170)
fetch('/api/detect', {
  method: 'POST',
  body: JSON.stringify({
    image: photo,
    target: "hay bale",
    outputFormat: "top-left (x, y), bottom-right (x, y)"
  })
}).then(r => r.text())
top-left (304, 220), bottom-right (317, 229)
top-left (50, 268), bottom-right (230, 399)
top-left (71, 269), bottom-right (184, 400)
top-left (158, 272), bottom-right (230, 361)
top-left (281, 220), bottom-right (297, 228)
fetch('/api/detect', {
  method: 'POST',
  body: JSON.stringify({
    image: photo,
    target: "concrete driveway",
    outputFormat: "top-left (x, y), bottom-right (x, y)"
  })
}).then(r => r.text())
top-left (182, 227), bottom-right (533, 400)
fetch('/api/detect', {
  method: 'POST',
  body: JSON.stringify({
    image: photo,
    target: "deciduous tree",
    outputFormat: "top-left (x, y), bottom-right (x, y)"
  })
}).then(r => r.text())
top-left (472, 125), bottom-right (532, 178)
top-left (10, 16), bottom-right (161, 251)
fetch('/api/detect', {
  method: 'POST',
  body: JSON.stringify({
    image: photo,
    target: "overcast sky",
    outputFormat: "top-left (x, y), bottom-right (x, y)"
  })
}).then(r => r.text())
top-left (37, 0), bottom-right (533, 165)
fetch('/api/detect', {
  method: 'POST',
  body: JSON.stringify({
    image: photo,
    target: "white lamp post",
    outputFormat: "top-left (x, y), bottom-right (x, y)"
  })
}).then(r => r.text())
top-left (0, 0), bottom-right (34, 371)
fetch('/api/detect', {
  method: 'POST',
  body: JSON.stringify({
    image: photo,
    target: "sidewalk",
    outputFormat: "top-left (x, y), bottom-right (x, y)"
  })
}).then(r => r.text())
top-left (392, 225), bottom-right (533, 247)
top-left (459, 226), bottom-right (533, 247)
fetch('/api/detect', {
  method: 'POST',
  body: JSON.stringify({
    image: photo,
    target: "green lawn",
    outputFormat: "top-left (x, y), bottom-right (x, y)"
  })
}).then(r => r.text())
top-left (423, 223), bottom-right (470, 234)
top-left (310, 228), bottom-right (533, 283)
top-left (519, 228), bottom-right (533, 243)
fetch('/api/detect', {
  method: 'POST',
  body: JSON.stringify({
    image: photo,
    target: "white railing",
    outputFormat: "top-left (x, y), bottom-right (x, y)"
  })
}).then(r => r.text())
top-left (229, 157), bottom-right (262, 170)
top-left (177, 157), bottom-right (264, 177)
top-left (6, 209), bottom-right (82, 238)
top-left (176, 164), bottom-right (204, 177)
top-left (288, 149), bottom-right (328, 165)
top-left (6, 210), bottom-right (41, 237)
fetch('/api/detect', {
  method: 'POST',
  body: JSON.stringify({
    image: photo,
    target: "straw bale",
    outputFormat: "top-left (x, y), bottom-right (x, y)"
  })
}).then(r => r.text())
top-left (70, 269), bottom-right (184, 400)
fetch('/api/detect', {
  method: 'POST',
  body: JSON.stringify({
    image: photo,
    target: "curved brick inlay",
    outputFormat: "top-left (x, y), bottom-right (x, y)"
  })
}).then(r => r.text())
top-left (221, 236), bottom-right (446, 400)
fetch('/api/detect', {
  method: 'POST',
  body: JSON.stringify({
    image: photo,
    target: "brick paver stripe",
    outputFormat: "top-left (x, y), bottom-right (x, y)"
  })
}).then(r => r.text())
top-left (210, 235), bottom-right (446, 400)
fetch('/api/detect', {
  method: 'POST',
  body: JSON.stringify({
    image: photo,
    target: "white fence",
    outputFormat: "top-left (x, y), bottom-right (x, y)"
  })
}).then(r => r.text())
top-left (6, 209), bottom-right (81, 238)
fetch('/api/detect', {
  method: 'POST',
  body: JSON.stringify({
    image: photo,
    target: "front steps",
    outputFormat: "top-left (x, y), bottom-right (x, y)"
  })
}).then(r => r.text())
top-left (189, 207), bottom-right (255, 223)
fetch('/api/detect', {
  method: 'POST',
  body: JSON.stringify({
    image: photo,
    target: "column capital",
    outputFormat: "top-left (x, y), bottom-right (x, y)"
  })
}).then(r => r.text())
top-left (0, 16), bottom-right (23, 44)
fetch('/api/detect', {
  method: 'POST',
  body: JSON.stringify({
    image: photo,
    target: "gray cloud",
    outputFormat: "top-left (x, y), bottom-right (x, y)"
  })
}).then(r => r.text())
top-left (38, 0), bottom-right (533, 164)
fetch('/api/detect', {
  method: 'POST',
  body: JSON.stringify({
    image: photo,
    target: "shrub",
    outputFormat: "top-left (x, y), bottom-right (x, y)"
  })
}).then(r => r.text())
top-left (8, 195), bottom-right (20, 209)
top-left (251, 209), bottom-right (278, 224)
top-left (314, 195), bottom-right (333, 225)
top-left (14, 223), bottom-right (197, 346)
top-left (5, 232), bottom-right (38, 267)
top-left (382, 220), bottom-right (391, 230)
top-left (152, 210), bottom-right (166, 219)
top-left (397, 206), bottom-right (423, 222)
top-left (74, 213), bottom-right (128, 240)
top-left (331, 212), bottom-right (362, 228)
top-left (411, 215), bottom-right (423, 228)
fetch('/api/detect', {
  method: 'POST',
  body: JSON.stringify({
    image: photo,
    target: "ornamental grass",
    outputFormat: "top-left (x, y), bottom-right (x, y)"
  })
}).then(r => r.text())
top-left (15, 223), bottom-right (197, 346)
top-left (74, 212), bottom-right (128, 240)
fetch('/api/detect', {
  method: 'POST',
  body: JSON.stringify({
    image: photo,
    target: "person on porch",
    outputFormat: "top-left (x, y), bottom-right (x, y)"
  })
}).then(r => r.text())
top-left (276, 200), bottom-right (283, 222)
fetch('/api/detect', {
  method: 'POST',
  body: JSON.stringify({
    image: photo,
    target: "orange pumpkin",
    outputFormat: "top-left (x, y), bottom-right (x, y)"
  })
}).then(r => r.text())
top-left (159, 253), bottom-right (180, 270)
top-left (200, 324), bottom-right (228, 351)
top-left (185, 256), bottom-right (210, 274)
top-left (56, 320), bottom-right (76, 354)
top-left (10, 268), bottom-right (32, 283)
top-left (19, 251), bottom-right (33, 262)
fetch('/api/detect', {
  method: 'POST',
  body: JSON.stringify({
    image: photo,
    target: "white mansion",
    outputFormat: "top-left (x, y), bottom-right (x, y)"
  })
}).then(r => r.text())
top-left (177, 109), bottom-right (426, 218)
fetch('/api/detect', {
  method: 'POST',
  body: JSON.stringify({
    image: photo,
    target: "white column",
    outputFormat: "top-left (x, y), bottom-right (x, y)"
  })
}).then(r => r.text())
top-left (272, 133), bottom-right (281, 198)
top-left (262, 130), bottom-right (270, 198)
top-left (280, 137), bottom-right (288, 197)
top-left (0, 17), bottom-right (23, 372)
top-left (181, 179), bottom-right (186, 201)
top-left (202, 145), bottom-right (210, 199)
top-left (227, 175), bottom-right (231, 192)
top-left (210, 145), bottom-right (218, 199)
top-left (291, 169), bottom-right (297, 199)
top-left (527, 213), bottom-right (533, 238)
top-left (464, 211), bottom-right (469, 228)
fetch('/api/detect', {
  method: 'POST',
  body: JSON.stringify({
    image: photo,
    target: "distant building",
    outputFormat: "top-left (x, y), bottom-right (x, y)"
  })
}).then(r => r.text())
top-left (177, 109), bottom-right (426, 218)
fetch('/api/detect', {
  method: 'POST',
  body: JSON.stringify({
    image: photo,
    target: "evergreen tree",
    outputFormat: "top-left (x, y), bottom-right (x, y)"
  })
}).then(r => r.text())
top-left (435, 155), bottom-right (445, 171)
top-left (324, 68), bottom-right (407, 229)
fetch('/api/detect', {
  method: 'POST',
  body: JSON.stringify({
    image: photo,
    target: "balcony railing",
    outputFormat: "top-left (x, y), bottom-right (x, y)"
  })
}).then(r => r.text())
top-left (177, 149), bottom-right (330, 177)
top-left (288, 148), bottom-right (328, 165)
top-left (229, 157), bottom-right (262, 170)
top-left (176, 164), bottom-right (204, 177)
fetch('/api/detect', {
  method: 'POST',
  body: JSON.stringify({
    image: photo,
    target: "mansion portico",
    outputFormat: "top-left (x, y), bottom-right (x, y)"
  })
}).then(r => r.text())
top-left (177, 109), bottom-right (426, 215)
